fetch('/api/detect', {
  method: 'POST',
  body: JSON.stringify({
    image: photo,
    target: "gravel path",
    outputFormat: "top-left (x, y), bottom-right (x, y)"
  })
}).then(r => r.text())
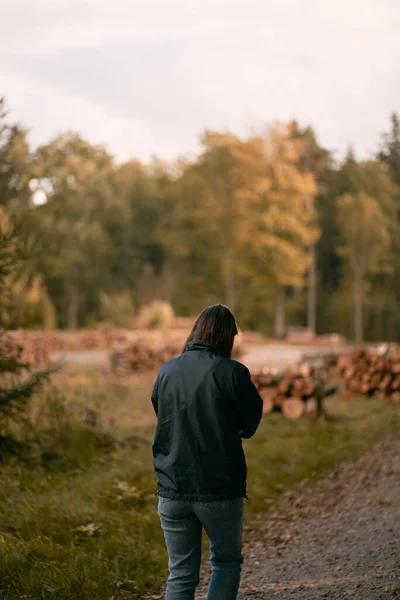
top-left (50, 342), bottom-right (345, 371)
top-left (51, 350), bottom-right (109, 366)
top-left (236, 437), bottom-right (400, 600)
top-left (194, 438), bottom-right (400, 599)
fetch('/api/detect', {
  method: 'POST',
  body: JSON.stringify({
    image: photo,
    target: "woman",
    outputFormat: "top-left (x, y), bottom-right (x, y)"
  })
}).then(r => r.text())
top-left (151, 304), bottom-right (263, 600)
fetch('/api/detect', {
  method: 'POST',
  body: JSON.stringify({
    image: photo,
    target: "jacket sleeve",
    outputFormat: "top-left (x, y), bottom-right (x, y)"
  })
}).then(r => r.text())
top-left (151, 374), bottom-right (160, 416)
top-left (234, 366), bottom-right (263, 439)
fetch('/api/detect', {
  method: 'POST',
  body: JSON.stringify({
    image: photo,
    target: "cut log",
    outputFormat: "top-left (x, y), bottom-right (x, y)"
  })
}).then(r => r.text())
top-left (259, 386), bottom-right (277, 414)
top-left (390, 391), bottom-right (400, 404)
top-left (305, 397), bottom-right (318, 414)
top-left (250, 354), bottom-right (340, 418)
top-left (273, 395), bottom-right (287, 409)
top-left (110, 340), bottom-right (181, 375)
top-left (281, 397), bottom-right (305, 420)
top-left (278, 377), bottom-right (292, 395)
top-left (391, 375), bottom-right (400, 390)
top-left (337, 344), bottom-right (400, 401)
top-left (379, 374), bottom-right (393, 391)
top-left (257, 373), bottom-right (274, 386)
top-left (292, 378), bottom-right (305, 392)
top-left (303, 378), bottom-right (316, 397)
top-left (360, 382), bottom-right (371, 394)
top-left (298, 363), bottom-right (312, 378)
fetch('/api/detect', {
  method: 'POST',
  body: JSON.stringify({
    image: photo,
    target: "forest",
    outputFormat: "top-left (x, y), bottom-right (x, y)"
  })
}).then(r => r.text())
top-left (1, 95), bottom-right (400, 343)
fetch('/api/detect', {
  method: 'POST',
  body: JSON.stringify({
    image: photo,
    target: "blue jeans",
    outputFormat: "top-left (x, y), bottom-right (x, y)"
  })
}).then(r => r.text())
top-left (158, 496), bottom-right (244, 600)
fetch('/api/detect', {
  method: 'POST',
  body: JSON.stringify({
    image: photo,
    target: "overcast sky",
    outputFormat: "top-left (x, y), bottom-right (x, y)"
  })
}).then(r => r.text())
top-left (1, 0), bottom-right (399, 163)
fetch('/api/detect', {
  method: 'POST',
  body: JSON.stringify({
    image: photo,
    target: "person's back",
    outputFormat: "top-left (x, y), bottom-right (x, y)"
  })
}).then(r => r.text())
top-left (152, 305), bottom-right (263, 600)
top-left (152, 340), bottom-right (262, 501)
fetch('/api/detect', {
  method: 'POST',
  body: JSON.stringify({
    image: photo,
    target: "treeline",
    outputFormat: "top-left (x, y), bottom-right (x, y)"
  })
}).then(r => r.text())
top-left (1, 96), bottom-right (399, 342)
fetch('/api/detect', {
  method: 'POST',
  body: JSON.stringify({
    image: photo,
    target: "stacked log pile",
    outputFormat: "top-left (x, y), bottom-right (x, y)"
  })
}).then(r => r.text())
top-left (251, 357), bottom-right (338, 419)
top-left (69, 329), bottom-right (133, 351)
top-left (110, 341), bottom-right (182, 375)
top-left (1, 331), bottom-right (50, 367)
top-left (0, 326), bottom-right (244, 375)
top-left (109, 334), bottom-right (244, 376)
top-left (338, 345), bottom-right (400, 403)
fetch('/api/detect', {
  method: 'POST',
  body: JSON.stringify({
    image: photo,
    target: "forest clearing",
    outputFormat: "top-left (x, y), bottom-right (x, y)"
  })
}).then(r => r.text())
top-left (1, 15), bottom-right (400, 596)
top-left (0, 331), bottom-right (399, 599)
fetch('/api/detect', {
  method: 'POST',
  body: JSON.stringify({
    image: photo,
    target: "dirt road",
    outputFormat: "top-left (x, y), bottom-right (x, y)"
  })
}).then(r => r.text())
top-left (50, 342), bottom-right (342, 371)
top-left (235, 438), bottom-right (400, 600)
top-left (197, 438), bottom-right (399, 599)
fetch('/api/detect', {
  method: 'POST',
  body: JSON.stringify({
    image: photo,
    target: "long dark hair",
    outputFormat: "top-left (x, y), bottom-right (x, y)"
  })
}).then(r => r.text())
top-left (183, 304), bottom-right (238, 358)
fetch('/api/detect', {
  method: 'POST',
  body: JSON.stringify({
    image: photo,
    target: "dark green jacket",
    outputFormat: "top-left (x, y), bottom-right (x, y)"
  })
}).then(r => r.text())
top-left (151, 341), bottom-right (263, 501)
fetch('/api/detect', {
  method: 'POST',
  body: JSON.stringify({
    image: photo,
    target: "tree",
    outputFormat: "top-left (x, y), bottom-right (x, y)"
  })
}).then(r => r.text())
top-left (0, 207), bottom-right (41, 328)
top-left (288, 122), bottom-right (332, 334)
top-left (0, 214), bottom-right (50, 459)
top-left (260, 124), bottom-right (318, 337)
top-left (158, 133), bottom-right (271, 316)
top-left (158, 126), bottom-right (318, 332)
top-left (335, 191), bottom-right (392, 343)
top-left (18, 274), bottom-right (57, 330)
top-left (317, 151), bottom-right (398, 342)
top-left (378, 113), bottom-right (400, 191)
top-left (31, 133), bottom-right (115, 328)
top-left (0, 97), bottom-right (31, 210)
top-left (109, 159), bottom-right (168, 305)
top-left (197, 131), bottom-right (270, 312)
top-left (155, 157), bottom-right (224, 314)
top-left (376, 114), bottom-right (400, 340)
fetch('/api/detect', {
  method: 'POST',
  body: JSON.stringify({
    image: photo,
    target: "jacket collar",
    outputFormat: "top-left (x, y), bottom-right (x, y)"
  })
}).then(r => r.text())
top-left (185, 340), bottom-right (223, 355)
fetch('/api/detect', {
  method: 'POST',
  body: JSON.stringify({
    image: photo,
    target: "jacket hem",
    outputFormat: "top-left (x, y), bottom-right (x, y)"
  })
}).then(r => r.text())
top-left (156, 487), bottom-right (247, 501)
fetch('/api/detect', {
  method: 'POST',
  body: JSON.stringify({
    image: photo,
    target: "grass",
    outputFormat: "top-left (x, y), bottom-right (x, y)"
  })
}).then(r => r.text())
top-left (0, 370), bottom-right (399, 599)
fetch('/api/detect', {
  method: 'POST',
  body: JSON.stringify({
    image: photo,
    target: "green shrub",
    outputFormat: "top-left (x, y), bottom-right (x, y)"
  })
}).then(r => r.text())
top-left (135, 300), bottom-right (174, 329)
top-left (98, 290), bottom-right (135, 328)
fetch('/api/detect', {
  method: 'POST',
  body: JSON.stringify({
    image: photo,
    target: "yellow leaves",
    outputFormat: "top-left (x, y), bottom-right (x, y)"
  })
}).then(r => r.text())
top-left (24, 274), bottom-right (43, 304)
top-left (200, 130), bottom-right (239, 150)
top-left (232, 187), bottom-right (259, 204)
top-left (163, 123), bottom-right (319, 296)
top-left (9, 129), bottom-right (29, 165)
top-left (256, 234), bottom-right (309, 285)
top-left (0, 206), bottom-right (10, 235)
top-left (265, 122), bottom-right (305, 165)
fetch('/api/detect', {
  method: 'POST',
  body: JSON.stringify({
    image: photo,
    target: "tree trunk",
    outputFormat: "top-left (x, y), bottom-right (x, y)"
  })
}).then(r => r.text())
top-left (163, 257), bottom-right (175, 305)
top-left (67, 278), bottom-right (80, 330)
top-left (354, 267), bottom-right (363, 344)
top-left (274, 286), bottom-right (285, 339)
top-left (307, 244), bottom-right (317, 335)
top-left (224, 251), bottom-right (236, 312)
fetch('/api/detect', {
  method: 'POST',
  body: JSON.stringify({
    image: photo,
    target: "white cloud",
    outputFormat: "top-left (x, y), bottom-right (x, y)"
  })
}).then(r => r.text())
top-left (0, 0), bottom-right (399, 162)
top-left (0, 71), bottom-right (170, 161)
